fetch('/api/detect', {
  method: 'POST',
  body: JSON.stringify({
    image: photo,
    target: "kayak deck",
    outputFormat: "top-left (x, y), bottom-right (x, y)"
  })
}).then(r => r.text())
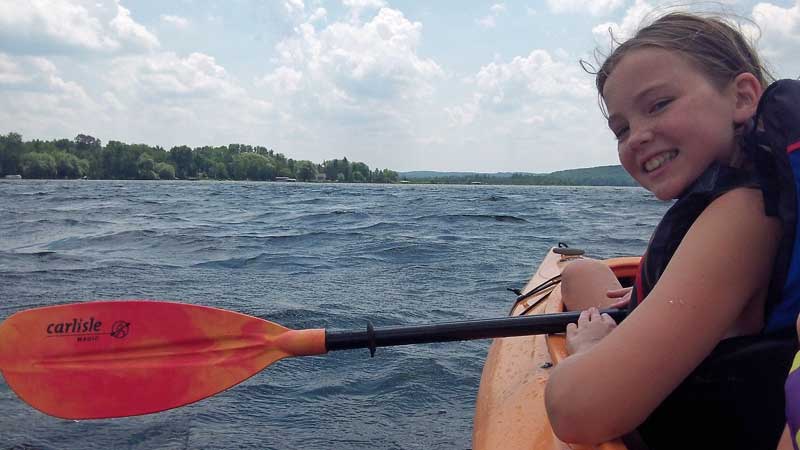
top-left (473, 248), bottom-right (640, 450)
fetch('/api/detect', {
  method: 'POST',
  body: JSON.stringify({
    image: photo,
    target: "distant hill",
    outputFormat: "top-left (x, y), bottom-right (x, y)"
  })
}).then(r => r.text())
top-left (400, 165), bottom-right (636, 187)
top-left (401, 171), bottom-right (542, 179)
top-left (544, 165), bottom-right (636, 186)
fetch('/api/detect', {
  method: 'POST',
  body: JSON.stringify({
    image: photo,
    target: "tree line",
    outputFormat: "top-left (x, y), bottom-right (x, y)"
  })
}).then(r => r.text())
top-left (0, 132), bottom-right (400, 183)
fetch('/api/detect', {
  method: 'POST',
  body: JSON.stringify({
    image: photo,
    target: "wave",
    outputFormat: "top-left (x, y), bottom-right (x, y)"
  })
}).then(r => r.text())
top-left (291, 210), bottom-right (371, 223)
top-left (46, 229), bottom-right (159, 250)
top-left (342, 221), bottom-right (400, 232)
top-left (484, 195), bottom-right (508, 201)
top-left (192, 253), bottom-right (334, 271)
top-left (416, 213), bottom-right (528, 224)
top-left (0, 250), bottom-right (93, 273)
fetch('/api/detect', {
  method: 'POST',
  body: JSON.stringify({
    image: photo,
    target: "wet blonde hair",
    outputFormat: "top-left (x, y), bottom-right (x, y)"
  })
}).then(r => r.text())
top-left (595, 12), bottom-right (772, 103)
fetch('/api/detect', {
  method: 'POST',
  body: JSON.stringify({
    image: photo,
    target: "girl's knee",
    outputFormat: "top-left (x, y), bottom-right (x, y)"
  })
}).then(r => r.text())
top-left (561, 259), bottom-right (620, 311)
top-left (561, 259), bottom-right (610, 285)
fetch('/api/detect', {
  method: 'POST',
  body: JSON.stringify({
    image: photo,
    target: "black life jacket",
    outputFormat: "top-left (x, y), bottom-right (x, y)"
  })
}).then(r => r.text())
top-left (630, 162), bottom-right (757, 309)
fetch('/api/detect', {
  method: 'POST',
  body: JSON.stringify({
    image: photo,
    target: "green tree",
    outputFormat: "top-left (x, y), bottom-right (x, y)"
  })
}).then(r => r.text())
top-left (208, 161), bottom-right (229, 179)
top-left (352, 161), bottom-right (370, 182)
top-left (137, 154), bottom-right (157, 179)
top-left (0, 132), bottom-right (403, 184)
top-left (102, 141), bottom-right (139, 179)
top-left (20, 152), bottom-right (57, 178)
top-left (372, 168), bottom-right (399, 183)
top-left (53, 138), bottom-right (75, 153)
top-left (0, 132), bottom-right (24, 175)
top-left (169, 145), bottom-right (194, 179)
top-left (155, 162), bottom-right (175, 180)
top-left (295, 160), bottom-right (318, 182)
top-left (73, 134), bottom-right (102, 176)
top-left (273, 152), bottom-right (291, 177)
top-left (54, 151), bottom-right (88, 178)
top-left (341, 157), bottom-right (352, 181)
top-left (232, 153), bottom-right (275, 180)
top-left (323, 159), bottom-right (338, 181)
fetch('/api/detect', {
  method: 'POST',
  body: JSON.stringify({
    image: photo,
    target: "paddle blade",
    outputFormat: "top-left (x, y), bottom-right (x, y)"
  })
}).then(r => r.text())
top-left (0, 300), bottom-right (326, 419)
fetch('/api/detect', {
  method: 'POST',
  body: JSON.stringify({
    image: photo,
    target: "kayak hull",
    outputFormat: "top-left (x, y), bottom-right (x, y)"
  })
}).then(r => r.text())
top-left (473, 248), bottom-right (640, 450)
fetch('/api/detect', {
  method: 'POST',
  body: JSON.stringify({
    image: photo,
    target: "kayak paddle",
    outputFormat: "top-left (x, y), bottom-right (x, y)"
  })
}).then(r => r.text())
top-left (0, 300), bottom-right (626, 419)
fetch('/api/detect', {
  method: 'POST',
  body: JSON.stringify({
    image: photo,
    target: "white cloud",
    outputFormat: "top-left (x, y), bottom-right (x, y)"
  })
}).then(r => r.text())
top-left (110, 2), bottom-right (159, 50)
top-left (102, 91), bottom-right (126, 111)
top-left (160, 14), bottom-right (190, 30)
top-left (592, 0), bottom-right (654, 49)
top-left (267, 7), bottom-right (442, 112)
top-left (548, 0), bottom-right (626, 16)
top-left (343, 0), bottom-right (386, 9)
top-left (309, 7), bottom-right (327, 23)
top-left (449, 49), bottom-right (593, 126)
top-left (0, 53), bottom-right (99, 139)
top-left (258, 66), bottom-right (304, 94)
top-left (343, 0), bottom-right (386, 22)
top-left (0, 53), bottom-right (91, 100)
top-left (751, 1), bottom-right (800, 77)
top-left (477, 3), bottom-right (507, 29)
top-left (83, 51), bottom-right (276, 149)
top-left (106, 52), bottom-right (239, 99)
top-left (285, 0), bottom-right (305, 14)
top-left (283, 0), bottom-right (306, 22)
top-left (0, 0), bottom-right (116, 54)
top-left (491, 3), bottom-right (507, 14)
top-left (0, 53), bottom-right (28, 85)
top-left (438, 47), bottom-right (618, 172)
top-left (0, 0), bottom-right (158, 55)
top-left (753, 0), bottom-right (800, 37)
top-left (247, 6), bottom-right (449, 167)
top-left (477, 16), bottom-right (497, 28)
top-left (441, 103), bottom-right (613, 172)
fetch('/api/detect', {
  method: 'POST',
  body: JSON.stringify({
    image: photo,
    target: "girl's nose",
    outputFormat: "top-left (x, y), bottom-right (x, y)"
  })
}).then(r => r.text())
top-left (624, 126), bottom-right (654, 154)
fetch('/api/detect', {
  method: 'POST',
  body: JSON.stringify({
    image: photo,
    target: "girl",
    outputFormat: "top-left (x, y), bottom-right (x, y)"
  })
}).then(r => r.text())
top-left (544, 12), bottom-right (796, 450)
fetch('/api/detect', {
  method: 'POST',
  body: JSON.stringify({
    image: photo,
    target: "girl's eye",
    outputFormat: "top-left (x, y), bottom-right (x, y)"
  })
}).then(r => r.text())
top-left (613, 126), bottom-right (629, 141)
top-left (649, 99), bottom-right (672, 114)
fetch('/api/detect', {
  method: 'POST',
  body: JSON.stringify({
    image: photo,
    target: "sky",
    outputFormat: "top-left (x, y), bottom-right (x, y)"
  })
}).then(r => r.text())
top-left (1, 0), bottom-right (798, 173)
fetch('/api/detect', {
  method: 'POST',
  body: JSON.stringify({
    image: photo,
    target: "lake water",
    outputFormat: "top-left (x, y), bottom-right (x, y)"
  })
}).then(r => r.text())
top-left (0, 180), bottom-right (668, 449)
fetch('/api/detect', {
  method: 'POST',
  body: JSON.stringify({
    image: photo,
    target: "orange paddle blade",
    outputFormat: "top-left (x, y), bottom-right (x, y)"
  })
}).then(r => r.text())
top-left (0, 300), bottom-right (326, 419)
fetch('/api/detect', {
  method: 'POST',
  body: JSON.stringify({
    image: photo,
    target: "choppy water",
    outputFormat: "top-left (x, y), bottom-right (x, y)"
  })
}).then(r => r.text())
top-left (0, 180), bottom-right (667, 449)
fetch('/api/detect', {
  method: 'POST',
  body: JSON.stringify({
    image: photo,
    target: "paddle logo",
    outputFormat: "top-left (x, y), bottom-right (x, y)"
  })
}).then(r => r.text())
top-left (110, 320), bottom-right (130, 339)
top-left (46, 317), bottom-right (131, 342)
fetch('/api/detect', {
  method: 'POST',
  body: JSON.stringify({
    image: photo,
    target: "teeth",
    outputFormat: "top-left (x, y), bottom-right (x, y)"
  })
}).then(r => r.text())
top-left (644, 150), bottom-right (677, 172)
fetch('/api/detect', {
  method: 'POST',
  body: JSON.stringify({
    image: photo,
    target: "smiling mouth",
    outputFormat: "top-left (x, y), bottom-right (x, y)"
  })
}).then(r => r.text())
top-left (643, 150), bottom-right (678, 173)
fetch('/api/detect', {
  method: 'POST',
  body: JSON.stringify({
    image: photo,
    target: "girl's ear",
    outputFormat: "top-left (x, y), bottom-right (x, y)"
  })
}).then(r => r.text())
top-left (731, 72), bottom-right (763, 125)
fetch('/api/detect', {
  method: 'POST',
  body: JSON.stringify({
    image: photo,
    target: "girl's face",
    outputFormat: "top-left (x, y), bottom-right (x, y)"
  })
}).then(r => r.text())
top-left (602, 47), bottom-right (745, 200)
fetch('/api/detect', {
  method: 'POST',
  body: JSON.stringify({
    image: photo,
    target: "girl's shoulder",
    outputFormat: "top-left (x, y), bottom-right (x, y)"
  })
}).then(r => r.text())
top-left (706, 184), bottom-right (773, 212)
top-left (677, 186), bottom-right (780, 273)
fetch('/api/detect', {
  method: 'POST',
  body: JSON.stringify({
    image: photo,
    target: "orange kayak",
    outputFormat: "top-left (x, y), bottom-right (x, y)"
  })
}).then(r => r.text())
top-left (473, 247), bottom-right (640, 450)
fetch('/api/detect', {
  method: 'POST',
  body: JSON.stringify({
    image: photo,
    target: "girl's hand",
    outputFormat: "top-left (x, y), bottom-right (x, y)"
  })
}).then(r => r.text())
top-left (606, 286), bottom-right (633, 309)
top-left (566, 307), bottom-right (618, 355)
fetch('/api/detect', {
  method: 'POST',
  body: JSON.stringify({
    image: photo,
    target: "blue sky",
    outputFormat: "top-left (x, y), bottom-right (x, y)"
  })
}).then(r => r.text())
top-left (1, 0), bottom-right (798, 172)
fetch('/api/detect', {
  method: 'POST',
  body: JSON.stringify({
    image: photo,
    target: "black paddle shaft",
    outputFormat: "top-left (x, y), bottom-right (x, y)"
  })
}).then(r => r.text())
top-left (325, 308), bottom-right (627, 356)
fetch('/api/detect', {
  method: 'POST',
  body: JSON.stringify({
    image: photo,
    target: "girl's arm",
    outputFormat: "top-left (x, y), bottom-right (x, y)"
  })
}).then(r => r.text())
top-left (545, 187), bottom-right (781, 443)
